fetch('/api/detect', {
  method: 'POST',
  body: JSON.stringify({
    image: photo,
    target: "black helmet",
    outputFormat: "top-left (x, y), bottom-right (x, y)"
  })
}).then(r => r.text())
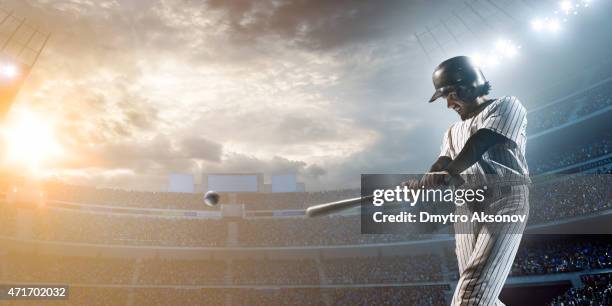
top-left (428, 56), bottom-right (487, 103)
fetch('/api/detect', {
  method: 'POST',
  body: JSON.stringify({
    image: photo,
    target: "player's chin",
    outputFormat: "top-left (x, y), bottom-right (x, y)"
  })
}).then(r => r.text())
top-left (458, 110), bottom-right (471, 120)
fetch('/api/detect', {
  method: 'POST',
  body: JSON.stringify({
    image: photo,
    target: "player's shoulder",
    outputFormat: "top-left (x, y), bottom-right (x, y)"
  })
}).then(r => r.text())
top-left (488, 96), bottom-right (526, 112)
top-left (493, 96), bottom-right (524, 107)
top-left (443, 122), bottom-right (458, 138)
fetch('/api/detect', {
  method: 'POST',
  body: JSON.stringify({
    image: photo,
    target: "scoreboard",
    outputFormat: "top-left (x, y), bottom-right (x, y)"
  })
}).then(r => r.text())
top-left (203, 173), bottom-right (262, 192)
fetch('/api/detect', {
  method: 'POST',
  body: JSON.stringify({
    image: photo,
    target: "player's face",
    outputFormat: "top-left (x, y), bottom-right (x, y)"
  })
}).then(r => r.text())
top-left (445, 91), bottom-right (476, 120)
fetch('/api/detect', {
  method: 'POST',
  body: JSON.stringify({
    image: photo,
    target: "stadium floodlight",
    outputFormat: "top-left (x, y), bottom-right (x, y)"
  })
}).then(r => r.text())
top-left (547, 19), bottom-right (561, 32)
top-left (495, 39), bottom-right (509, 50)
top-left (505, 46), bottom-right (518, 58)
top-left (485, 55), bottom-right (499, 67)
top-left (471, 53), bottom-right (483, 67)
top-left (531, 18), bottom-right (544, 31)
top-left (0, 63), bottom-right (18, 79)
top-left (560, 1), bottom-right (573, 13)
top-left (470, 52), bottom-right (504, 69)
top-left (495, 39), bottom-right (518, 58)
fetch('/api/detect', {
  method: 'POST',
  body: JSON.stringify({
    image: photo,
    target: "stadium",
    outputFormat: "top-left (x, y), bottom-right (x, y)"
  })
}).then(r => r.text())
top-left (0, 0), bottom-right (611, 305)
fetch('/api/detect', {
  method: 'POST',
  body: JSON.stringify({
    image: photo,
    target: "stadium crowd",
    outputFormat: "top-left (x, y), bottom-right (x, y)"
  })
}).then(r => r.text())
top-left (232, 289), bottom-right (324, 306)
top-left (531, 130), bottom-right (611, 174)
top-left (236, 217), bottom-right (423, 246)
top-left (328, 286), bottom-right (448, 306)
top-left (0, 238), bottom-right (608, 304)
top-left (528, 78), bottom-right (612, 133)
top-left (30, 209), bottom-right (227, 246)
top-left (528, 175), bottom-right (612, 224)
top-left (1, 238), bottom-right (607, 287)
top-left (0, 252), bottom-right (134, 284)
top-left (576, 82), bottom-right (612, 117)
top-left (232, 259), bottom-right (320, 285)
top-left (511, 238), bottom-right (612, 276)
top-left (237, 189), bottom-right (360, 211)
top-left (549, 273), bottom-right (612, 306)
top-left (0, 205), bottom-right (16, 236)
top-left (138, 259), bottom-right (226, 285)
top-left (132, 288), bottom-right (226, 306)
top-left (323, 255), bottom-right (444, 284)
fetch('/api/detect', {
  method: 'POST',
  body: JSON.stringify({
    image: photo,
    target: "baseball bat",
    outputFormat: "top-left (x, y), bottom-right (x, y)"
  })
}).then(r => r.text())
top-left (305, 175), bottom-right (464, 217)
top-left (306, 195), bottom-right (374, 217)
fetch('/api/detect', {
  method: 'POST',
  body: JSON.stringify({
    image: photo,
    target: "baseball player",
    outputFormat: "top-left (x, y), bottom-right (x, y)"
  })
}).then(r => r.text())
top-left (414, 56), bottom-right (530, 305)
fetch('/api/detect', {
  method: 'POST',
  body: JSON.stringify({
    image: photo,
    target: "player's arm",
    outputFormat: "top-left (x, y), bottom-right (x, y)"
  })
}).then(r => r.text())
top-left (406, 130), bottom-right (453, 188)
top-left (447, 97), bottom-right (527, 176)
top-left (429, 156), bottom-right (452, 172)
top-left (446, 129), bottom-right (509, 176)
top-left (402, 157), bottom-right (450, 189)
top-left (419, 129), bottom-right (508, 187)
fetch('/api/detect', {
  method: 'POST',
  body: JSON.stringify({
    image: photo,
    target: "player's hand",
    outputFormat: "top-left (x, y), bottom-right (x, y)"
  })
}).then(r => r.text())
top-left (400, 179), bottom-right (420, 190)
top-left (419, 171), bottom-right (465, 188)
top-left (419, 171), bottom-right (452, 188)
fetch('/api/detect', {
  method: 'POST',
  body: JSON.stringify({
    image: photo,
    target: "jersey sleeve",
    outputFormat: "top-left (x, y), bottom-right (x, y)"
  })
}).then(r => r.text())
top-left (439, 127), bottom-right (452, 157)
top-left (480, 96), bottom-right (527, 145)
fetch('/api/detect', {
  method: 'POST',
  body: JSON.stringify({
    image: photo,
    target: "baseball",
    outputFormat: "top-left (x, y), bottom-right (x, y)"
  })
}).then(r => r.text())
top-left (203, 191), bottom-right (220, 207)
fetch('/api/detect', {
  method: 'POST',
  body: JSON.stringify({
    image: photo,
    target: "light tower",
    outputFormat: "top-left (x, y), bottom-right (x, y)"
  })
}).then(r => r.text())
top-left (0, 8), bottom-right (50, 190)
top-left (0, 8), bottom-right (50, 120)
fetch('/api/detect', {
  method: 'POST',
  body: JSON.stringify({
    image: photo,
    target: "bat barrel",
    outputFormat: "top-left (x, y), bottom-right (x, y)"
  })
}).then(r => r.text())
top-left (305, 177), bottom-right (464, 217)
top-left (306, 195), bottom-right (373, 217)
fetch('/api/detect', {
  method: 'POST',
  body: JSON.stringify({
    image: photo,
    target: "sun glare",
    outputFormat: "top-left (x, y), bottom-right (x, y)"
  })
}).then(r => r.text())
top-left (1, 110), bottom-right (63, 169)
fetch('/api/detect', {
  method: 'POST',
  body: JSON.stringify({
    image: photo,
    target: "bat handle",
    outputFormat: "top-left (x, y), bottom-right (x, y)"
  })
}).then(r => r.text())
top-left (306, 195), bottom-right (374, 217)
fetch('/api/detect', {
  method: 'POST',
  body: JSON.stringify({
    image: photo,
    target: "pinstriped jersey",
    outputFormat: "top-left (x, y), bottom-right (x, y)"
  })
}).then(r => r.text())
top-left (439, 96), bottom-right (530, 186)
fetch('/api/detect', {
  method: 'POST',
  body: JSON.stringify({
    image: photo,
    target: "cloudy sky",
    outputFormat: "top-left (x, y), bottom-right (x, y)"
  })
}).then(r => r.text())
top-left (1, 0), bottom-right (608, 191)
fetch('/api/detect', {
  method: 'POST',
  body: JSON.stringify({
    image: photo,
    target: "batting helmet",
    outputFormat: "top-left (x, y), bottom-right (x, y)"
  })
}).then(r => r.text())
top-left (428, 56), bottom-right (487, 103)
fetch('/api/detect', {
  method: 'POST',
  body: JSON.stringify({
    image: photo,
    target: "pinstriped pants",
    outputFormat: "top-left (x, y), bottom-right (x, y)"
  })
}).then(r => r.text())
top-left (451, 185), bottom-right (529, 306)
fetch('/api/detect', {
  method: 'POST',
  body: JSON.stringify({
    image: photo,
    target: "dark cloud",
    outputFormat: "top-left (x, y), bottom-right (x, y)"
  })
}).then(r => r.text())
top-left (203, 0), bottom-right (437, 50)
top-left (202, 153), bottom-right (327, 183)
top-left (52, 134), bottom-right (219, 178)
top-left (179, 136), bottom-right (223, 162)
top-left (204, 153), bottom-right (306, 174)
top-left (304, 164), bottom-right (326, 179)
top-left (52, 169), bottom-right (169, 191)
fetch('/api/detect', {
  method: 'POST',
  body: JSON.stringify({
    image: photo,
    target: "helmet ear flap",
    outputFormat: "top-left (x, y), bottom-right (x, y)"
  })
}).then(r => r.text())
top-left (458, 82), bottom-right (491, 102)
top-left (455, 85), bottom-right (473, 102)
top-left (457, 86), bottom-right (486, 103)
